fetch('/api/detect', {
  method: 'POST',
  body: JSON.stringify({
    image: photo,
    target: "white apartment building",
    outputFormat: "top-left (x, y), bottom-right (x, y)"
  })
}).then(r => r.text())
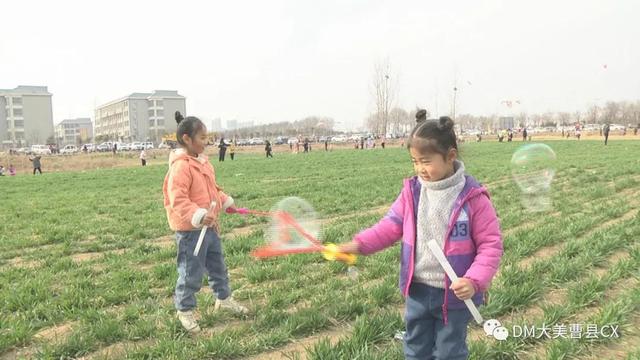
top-left (94, 90), bottom-right (185, 143)
top-left (55, 118), bottom-right (93, 145)
top-left (0, 85), bottom-right (54, 147)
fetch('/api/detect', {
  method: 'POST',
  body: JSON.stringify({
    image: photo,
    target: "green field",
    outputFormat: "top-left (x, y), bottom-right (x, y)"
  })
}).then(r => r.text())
top-left (1, 140), bottom-right (640, 359)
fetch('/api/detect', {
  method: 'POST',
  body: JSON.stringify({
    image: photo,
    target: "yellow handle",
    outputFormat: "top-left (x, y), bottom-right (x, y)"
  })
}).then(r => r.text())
top-left (322, 243), bottom-right (357, 265)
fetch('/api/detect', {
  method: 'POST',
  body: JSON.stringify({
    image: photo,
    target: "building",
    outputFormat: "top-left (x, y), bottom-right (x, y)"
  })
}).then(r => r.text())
top-left (0, 85), bottom-right (54, 147)
top-left (226, 119), bottom-right (238, 130)
top-left (238, 120), bottom-right (255, 129)
top-left (94, 90), bottom-right (185, 143)
top-left (498, 117), bottom-right (515, 130)
top-left (211, 118), bottom-right (222, 132)
top-left (55, 118), bottom-right (93, 145)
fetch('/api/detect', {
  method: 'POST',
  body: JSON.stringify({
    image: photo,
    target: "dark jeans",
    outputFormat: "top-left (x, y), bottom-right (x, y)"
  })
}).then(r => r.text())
top-left (33, 167), bottom-right (42, 175)
top-left (404, 283), bottom-right (472, 360)
top-left (141, 159), bottom-right (146, 166)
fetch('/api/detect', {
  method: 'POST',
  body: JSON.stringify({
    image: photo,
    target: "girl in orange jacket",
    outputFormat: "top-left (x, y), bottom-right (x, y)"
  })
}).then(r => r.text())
top-left (163, 111), bottom-right (248, 333)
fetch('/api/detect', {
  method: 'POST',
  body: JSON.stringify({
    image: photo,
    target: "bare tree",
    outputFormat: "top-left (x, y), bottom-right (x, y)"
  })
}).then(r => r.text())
top-left (603, 101), bottom-right (620, 123)
top-left (557, 112), bottom-right (572, 127)
top-left (389, 108), bottom-right (409, 135)
top-left (586, 105), bottom-right (599, 124)
top-left (516, 112), bottom-right (528, 128)
top-left (371, 59), bottom-right (396, 137)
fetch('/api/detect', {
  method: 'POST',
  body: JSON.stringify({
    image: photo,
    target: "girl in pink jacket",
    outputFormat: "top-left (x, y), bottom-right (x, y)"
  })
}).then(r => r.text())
top-left (340, 116), bottom-right (503, 359)
top-left (163, 111), bottom-right (248, 334)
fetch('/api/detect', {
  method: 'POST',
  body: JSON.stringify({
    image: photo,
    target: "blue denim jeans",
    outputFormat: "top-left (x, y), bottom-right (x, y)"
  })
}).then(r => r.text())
top-left (174, 228), bottom-right (231, 311)
top-left (404, 283), bottom-right (472, 360)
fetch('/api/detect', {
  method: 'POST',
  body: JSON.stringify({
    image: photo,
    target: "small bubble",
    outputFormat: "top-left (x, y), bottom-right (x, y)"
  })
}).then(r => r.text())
top-left (347, 266), bottom-right (359, 280)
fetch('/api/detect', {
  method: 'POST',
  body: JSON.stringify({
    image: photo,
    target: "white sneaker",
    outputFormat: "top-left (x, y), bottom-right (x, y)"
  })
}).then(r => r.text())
top-left (177, 310), bottom-right (201, 333)
top-left (214, 296), bottom-right (248, 314)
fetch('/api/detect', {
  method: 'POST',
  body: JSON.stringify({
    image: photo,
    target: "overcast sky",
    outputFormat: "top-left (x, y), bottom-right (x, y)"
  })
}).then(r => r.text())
top-left (2, 0), bottom-right (638, 130)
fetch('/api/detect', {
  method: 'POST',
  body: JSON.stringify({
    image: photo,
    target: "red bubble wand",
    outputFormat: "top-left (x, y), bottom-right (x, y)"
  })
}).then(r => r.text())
top-left (226, 207), bottom-right (356, 265)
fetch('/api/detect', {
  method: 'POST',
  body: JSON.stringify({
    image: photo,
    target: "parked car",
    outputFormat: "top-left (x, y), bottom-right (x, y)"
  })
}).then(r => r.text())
top-left (119, 143), bottom-right (132, 151)
top-left (96, 143), bottom-right (110, 152)
top-left (30, 145), bottom-right (52, 155)
top-left (60, 145), bottom-right (78, 155)
top-left (249, 138), bottom-right (264, 145)
top-left (275, 136), bottom-right (289, 145)
top-left (131, 142), bottom-right (144, 150)
top-left (82, 143), bottom-right (95, 152)
top-left (143, 142), bottom-right (154, 149)
top-left (332, 135), bottom-right (348, 143)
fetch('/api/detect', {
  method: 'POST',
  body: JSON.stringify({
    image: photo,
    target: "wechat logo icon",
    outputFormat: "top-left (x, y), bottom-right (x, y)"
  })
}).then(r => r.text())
top-left (484, 319), bottom-right (508, 341)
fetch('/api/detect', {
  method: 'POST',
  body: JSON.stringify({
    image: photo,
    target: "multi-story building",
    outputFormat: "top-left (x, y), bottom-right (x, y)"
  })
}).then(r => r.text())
top-left (0, 85), bottom-right (54, 147)
top-left (55, 118), bottom-right (93, 145)
top-left (94, 90), bottom-right (185, 143)
top-left (226, 119), bottom-right (238, 130)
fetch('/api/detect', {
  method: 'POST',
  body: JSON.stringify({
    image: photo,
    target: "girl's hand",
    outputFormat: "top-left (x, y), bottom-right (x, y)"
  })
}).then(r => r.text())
top-left (202, 212), bottom-right (220, 232)
top-left (338, 241), bottom-right (360, 255)
top-left (450, 278), bottom-right (476, 301)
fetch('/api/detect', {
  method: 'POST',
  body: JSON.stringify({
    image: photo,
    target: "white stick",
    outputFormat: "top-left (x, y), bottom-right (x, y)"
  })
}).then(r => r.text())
top-left (427, 239), bottom-right (484, 324)
top-left (194, 201), bottom-right (216, 257)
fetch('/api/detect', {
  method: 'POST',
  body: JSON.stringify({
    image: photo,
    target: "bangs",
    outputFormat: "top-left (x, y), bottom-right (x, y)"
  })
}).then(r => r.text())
top-left (406, 137), bottom-right (447, 158)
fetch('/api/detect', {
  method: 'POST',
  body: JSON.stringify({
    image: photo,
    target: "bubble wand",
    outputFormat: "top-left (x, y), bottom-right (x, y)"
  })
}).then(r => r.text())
top-left (226, 206), bottom-right (356, 265)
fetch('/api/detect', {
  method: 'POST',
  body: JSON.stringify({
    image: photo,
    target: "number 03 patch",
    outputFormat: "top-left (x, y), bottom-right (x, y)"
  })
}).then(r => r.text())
top-left (450, 209), bottom-right (470, 241)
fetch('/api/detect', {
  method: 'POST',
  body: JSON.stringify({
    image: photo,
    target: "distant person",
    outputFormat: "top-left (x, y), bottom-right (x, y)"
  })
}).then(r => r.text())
top-left (8, 164), bottom-right (16, 176)
top-left (140, 149), bottom-right (147, 166)
top-left (381, 138), bottom-right (386, 149)
top-left (229, 141), bottom-right (236, 160)
top-left (29, 155), bottom-right (42, 175)
top-left (360, 137), bottom-right (364, 150)
top-left (0, 165), bottom-right (4, 176)
top-left (295, 139), bottom-right (301, 153)
top-left (575, 128), bottom-right (581, 140)
top-left (634, 126), bottom-right (638, 136)
top-left (265, 140), bottom-right (273, 158)
top-left (507, 129), bottom-right (513, 142)
top-left (303, 138), bottom-right (309, 153)
top-left (522, 128), bottom-right (528, 141)
top-left (324, 139), bottom-right (329, 151)
top-left (113, 143), bottom-right (118, 155)
top-left (83, 144), bottom-right (88, 153)
top-left (476, 134), bottom-right (482, 142)
top-left (603, 124), bottom-right (610, 145)
top-left (218, 138), bottom-right (227, 162)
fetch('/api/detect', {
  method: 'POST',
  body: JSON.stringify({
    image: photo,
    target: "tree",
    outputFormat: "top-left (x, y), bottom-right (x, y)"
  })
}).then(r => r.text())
top-left (371, 59), bottom-right (396, 137)
top-left (604, 101), bottom-right (620, 123)
top-left (586, 105), bottom-right (599, 124)
top-left (557, 112), bottom-right (572, 127)
top-left (516, 112), bottom-right (528, 128)
top-left (389, 108), bottom-right (409, 135)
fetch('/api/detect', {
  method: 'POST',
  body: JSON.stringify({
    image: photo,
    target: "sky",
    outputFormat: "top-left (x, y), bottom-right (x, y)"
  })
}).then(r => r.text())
top-left (1, 0), bottom-right (638, 130)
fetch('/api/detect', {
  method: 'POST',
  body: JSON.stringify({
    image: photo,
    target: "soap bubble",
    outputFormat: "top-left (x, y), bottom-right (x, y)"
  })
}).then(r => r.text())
top-left (266, 196), bottom-right (320, 249)
top-left (510, 143), bottom-right (557, 212)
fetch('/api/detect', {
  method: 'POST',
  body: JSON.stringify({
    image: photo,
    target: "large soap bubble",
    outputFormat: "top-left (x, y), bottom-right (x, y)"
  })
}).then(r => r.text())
top-left (510, 144), bottom-right (557, 212)
top-left (266, 196), bottom-right (321, 250)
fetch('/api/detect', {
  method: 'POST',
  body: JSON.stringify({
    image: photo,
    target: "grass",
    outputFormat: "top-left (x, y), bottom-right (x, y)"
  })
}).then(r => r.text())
top-left (1, 140), bottom-right (640, 359)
